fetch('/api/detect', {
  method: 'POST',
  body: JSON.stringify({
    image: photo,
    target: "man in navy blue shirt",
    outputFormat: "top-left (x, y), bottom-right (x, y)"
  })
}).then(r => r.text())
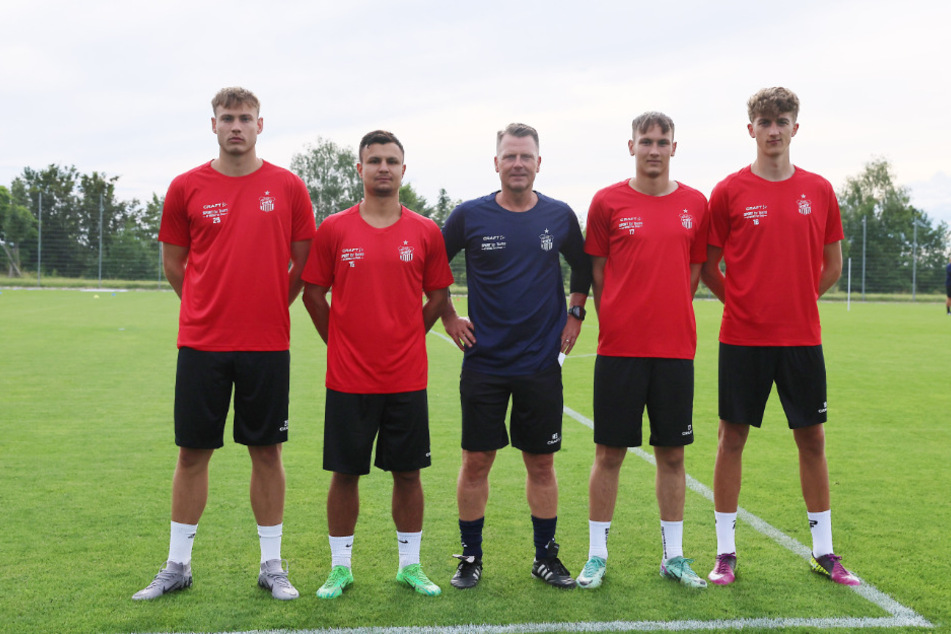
top-left (441, 123), bottom-right (591, 590)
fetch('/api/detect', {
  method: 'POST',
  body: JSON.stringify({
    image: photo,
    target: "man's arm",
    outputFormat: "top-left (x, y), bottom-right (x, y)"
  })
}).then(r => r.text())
top-left (818, 240), bottom-right (843, 297)
top-left (701, 245), bottom-right (726, 302)
top-left (591, 256), bottom-right (606, 316)
top-left (302, 283), bottom-right (331, 344)
top-left (288, 240), bottom-right (311, 306)
top-left (423, 287), bottom-right (450, 333)
top-left (162, 243), bottom-right (189, 299)
top-left (690, 262), bottom-right (703, 298)
top-left (560, 290), bottom-right (587, 355)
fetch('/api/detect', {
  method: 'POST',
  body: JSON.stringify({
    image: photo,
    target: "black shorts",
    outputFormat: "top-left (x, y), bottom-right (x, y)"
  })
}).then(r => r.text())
top-left (323, 389), bottom-right (431, 475)
top-left (946, 283), bottom-right (951, 299)
top-left (593, 356), bottom-right (694, 448)
top-left (718, 343), bottom-right (827, 429)
top-left (459, 365), bottom-right (563, 454)
top-left (174, 347), bottom-right (290, 449)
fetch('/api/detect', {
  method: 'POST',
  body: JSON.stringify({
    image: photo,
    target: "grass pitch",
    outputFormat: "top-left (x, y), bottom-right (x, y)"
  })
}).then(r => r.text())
top-left (0, 289), bottom-right (947, 633)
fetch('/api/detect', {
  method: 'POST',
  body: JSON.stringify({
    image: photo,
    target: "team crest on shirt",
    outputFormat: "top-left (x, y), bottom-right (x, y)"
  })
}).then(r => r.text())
top-left (259, 191), bottom-right (275, 213)
top-left (680, 210), bottom-right (694, 229)
top-left (797, 194), bottom-right (812, 216)
top-left (539, 229), bottom-right (554, 252)
top-left (398, 241), bottom-right (414, 262)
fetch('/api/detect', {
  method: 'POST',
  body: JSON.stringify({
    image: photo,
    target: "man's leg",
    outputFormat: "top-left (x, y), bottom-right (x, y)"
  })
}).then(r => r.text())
top-left (316, 472), bottom-right (360, 599)
top-left (132, 447), bottom-right (212, 600)
top-left (248, 444), bottom-right (285, 527)
top-left (793, 424), bottom-right (860, 585)
top-left (450, 450), bottom-right (495, 589)
top-left (712, 419), bottom-right (749, 515)
top-left (458, 450), bottom-right (496, 522)
top-left (393, 469), bottom-right (423, 534)
top-left (171, 447), bottom-right (215, 525)
top-left (577, 444), bottom-right (625, 589)
top-left (656, 445), bottom-right (705, 588)
top-left (708, 420), bottom-right (748, 585)
top-left (247, 444), bottom-right (297, 599)
top-left (392, 469), bottom-right (440, 596)
top-left (524, 451), bottom-right (575, 588)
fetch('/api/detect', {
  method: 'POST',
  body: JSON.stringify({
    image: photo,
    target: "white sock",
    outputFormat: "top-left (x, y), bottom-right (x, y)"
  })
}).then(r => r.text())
top-left (258, 523), bottom-right (282, 564)
top-left (329, 535), bottom-right (354, 569)
top-left (808, 510), bottom-right (834, 557)
top-left (660, 520), bottom-right (684, 561)
top-left (715, 511), bottom-right (737, 556)
top-left (168, 521), bottom-right (197, 565)
top-left (588, 520), bottom-right (611, 560)
top-left (397, 531), bottom-right (422, 569)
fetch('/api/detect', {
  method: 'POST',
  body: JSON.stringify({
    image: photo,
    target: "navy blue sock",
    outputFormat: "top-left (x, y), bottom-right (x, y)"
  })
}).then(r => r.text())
top-left (459, 517), bottom-right (484, 559)
top-left (532, 515), bottom-right (557, 559)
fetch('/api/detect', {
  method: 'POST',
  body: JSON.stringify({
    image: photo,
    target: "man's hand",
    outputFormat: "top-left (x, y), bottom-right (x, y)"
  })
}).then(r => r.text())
top-left (443, 313), bottom-right (476, 351)
top-left (560, 316), bottom-right (582, 355)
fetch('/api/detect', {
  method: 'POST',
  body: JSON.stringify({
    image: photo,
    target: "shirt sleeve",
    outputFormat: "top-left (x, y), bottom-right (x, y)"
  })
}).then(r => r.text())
top-left (423, 219), bottom-right (455, 291)
top-left (691, 195), bottom-right (710, 263)
top-left (441, 204), bottom-right (466, 260)
top-left (561, 205), bottom-right (592, 295)
top-left (290, 174), bottom-right (317, 242)
top-left (584, 189), bottom-right (610, 258)
top-left (707, 180), bottom-right (730, 249)
top-left (301, 218), bottom-right (335, 287)
top-left (157, 175), bottom-right (190, 247)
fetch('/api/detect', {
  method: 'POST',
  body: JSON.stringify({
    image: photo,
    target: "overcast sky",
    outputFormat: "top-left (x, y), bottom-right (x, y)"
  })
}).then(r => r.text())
top-left (3, 0), bottom-right (949, 228)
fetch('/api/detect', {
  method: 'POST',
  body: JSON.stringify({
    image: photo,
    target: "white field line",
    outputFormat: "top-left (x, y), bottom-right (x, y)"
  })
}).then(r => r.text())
top-left (147, 334), bottom-right (931, 634)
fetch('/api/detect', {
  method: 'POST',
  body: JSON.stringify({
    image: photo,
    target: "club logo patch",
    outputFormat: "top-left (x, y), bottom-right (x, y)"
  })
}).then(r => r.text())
top-left (798, 194), bottom-right (812, 216)
top-left (399, 241), bottom-right (414, 262)
top-left (539, 229), bottom-right (553, 252)
top-left (259, 190), bottom-right (275, 213)
top-left (680, 210), bottom-right (694, 229)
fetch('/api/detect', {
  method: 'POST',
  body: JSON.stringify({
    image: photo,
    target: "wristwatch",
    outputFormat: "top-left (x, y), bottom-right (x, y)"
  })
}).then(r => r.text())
top-left (567, 305), bottom-right (586, 321)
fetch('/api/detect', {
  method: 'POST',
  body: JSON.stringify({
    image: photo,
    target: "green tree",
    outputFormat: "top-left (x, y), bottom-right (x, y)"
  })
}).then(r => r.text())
top-left (0, 185), bottom-right (37, 276)
top-left (290, 138), bottom-right (362, 224)
top-left (432, 188), bottom-right (458, 228)
top-left (103, 194), bottom-right (163, 280)
top-left (839, 158), bottom-right (948, 294)
top-left (398, 183), bottom-right (433, 216)
top-left (12, 165), bottom-right (151, 279)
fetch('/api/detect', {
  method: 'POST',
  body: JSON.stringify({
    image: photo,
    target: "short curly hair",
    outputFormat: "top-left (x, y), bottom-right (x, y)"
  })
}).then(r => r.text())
top-left (747, 87), bottom-right (799, 122)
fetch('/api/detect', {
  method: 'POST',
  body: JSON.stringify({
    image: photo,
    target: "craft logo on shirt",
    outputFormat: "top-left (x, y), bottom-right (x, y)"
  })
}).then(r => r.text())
top-left (539, 229), bottom-right (554, 252)
top-left (201, 202), bottom-right (229, 224)
top-left (341, 247), bottom-right (365, 267)
top-left (743, 205), bottom-right (768, 225)
top-left (680, 210), bottom-right (694, 230)
top-left (398, 241), bottom-right (414, 262)
top-left (618, 216), bottom-right (643, 235)
top-left (797, 194), bottom-right (812, 216)
top-left (481, 235), bottom-right (506, 251)
top-left (259, 191), bottom-right (275, 212)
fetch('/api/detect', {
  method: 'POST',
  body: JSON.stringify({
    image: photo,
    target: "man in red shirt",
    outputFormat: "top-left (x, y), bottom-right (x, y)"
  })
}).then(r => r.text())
top-left (701, 87), bottom-right (859, 587)
top-left (577, 112), bottom-right (709, 591)
top-left (133, 87), bottom-right (314, 601)
top-left (302, 131), bottom-right (453, 599)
